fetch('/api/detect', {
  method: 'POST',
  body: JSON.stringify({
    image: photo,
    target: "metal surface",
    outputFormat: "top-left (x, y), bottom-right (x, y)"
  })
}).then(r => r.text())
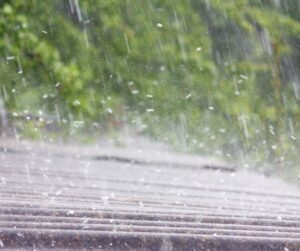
top-left (0, 140), bottom-right (299, 250)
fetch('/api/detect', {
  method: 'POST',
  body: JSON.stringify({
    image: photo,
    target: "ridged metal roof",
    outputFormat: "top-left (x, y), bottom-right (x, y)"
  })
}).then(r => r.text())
top-left (0, 140), bottom-right (299, 250)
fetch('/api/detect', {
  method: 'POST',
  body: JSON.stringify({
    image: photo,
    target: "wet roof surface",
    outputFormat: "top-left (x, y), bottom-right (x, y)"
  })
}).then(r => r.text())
top-left (0, 140), bottom-right (300, 250)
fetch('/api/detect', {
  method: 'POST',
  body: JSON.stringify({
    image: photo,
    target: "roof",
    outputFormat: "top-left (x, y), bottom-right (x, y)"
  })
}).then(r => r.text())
top-left (0, 139), bottom-right (300, 250)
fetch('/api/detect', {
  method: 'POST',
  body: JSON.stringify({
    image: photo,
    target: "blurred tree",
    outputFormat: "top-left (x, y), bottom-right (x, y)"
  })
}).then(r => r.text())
top-left (0, 0), bottom-right (300, 174)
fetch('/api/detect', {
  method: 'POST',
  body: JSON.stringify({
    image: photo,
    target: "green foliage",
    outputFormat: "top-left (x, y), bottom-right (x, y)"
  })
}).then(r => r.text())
top-left (1, 0), bottom-right (300, 175)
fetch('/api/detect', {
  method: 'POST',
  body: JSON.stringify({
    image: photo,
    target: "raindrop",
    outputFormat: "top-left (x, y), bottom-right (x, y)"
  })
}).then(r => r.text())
top-left (55, 190), bottom-right (62, 195)
top-left (72, 100), bottom-right (81, 106)
top-left (67, 210), bottom-right (75, 215)
top-left (276, 215), bottom-right (283, 221)
top-left (240, 74), bottom-right (248, 80)
top-left (239, 115), bottom-right (249, 139)
top-left (6, 56), bottom-right (15, 61)
top-left (269, 125), bottom-right (275, 135)
top-left (219, 128), bottom-right (226, 133)
top-left (124, 33), bottom-right (131, 53)
top-left (102, 195), bottom-right (109, 205)
top-left (131, 90), bottom-right (139, 95)
top-left (185, 93), bottom-right (192, 99)
top-left (68, 0), bottom-right (82, 22)
top-left (106, 108), bottom-right (113, 114)
top-left (83, 27), bottom-right (89, 47)
top-left (51, 240), bottom-right (56, 247)
top-left (292, 80), bottom-right (300, 100)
